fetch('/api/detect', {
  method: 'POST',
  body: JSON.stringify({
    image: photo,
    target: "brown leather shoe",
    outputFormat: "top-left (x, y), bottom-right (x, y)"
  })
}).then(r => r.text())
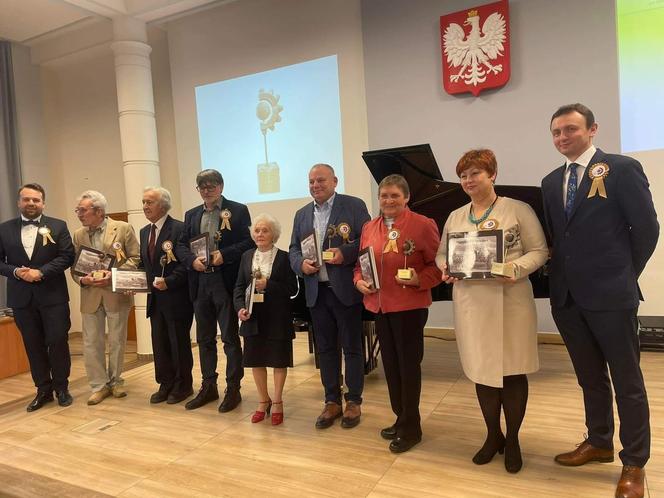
top-left (87, 386), bottom-right (112, 406)
top-left (315, 402), bottom-right (342, 429)
top-left (340, 401), bottom-right (361, 429)
top-left (615, 466), bottom-right (645, 498)
top-left (554, 440), bottom-right (614, 466)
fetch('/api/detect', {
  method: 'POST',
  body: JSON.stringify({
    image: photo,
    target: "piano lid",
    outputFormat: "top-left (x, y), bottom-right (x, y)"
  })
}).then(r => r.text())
top-left (362, 143), bottom-right (550, 299)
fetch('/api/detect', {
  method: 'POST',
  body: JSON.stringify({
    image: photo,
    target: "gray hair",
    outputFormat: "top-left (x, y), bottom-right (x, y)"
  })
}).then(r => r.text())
top-left (143, 186), bottom-right (172, 211)
top-left (378, 174), bottom-right (410, 198)
top-left (251, 213), bottom-right (282, 243)
top-left (77, 190), bottom-right (108, 213)
top-left (310, 163), bottom-right (335, 176)
top-left (196, 169), bottom-right (224, 187)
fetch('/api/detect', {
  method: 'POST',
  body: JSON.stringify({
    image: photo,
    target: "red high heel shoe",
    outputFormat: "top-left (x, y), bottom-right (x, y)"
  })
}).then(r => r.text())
top-left (271, 401), bottom-right (283, 426)
top-left (251, 399), bottom-right (272, 423)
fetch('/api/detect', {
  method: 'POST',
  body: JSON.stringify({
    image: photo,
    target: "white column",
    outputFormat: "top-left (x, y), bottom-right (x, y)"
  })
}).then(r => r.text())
top-left (111, 16), bottom-right (160, 356)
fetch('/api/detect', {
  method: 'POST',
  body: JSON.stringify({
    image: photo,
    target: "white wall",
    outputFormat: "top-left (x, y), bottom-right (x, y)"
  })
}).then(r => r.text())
top-left (165, 0), bottom-right (371, 251)
top-left (360, 0), bottom-right (663, 332)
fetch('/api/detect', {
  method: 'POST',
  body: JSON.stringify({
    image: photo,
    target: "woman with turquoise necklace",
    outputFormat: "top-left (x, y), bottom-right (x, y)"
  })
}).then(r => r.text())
top-left (435, 149), bottom-right (548, 473)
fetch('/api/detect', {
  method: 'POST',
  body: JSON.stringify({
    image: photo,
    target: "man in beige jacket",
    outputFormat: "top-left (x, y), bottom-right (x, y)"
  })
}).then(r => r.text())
top-left (72, 190), bottom-right (140, 405)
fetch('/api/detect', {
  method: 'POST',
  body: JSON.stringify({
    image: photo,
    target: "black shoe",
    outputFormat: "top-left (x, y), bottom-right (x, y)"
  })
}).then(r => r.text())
top-left (56, 390), bottom-right (73, 407)
top-left (218, 388), bottom-right (242, 413)
top-left (185, 383), bottom-right (219, 410)
top-left (26, 392), bottom-right (53, 412)
top-left (150, 386), bottom-right (171, 404)
top-left (504, 438), bottom-right (523, 473)
top-left (167, 388), bottom-right (194, 405)
top-left (473, 434), bottom-right (506, 465)
top-left (380, 425), bottom-right (398, 440)
top-left (389, 436), bottom-right (422, 454)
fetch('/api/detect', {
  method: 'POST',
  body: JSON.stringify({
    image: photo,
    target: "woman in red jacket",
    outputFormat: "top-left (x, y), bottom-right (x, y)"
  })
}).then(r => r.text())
top-left (354, 174), bottom-right (441, 453)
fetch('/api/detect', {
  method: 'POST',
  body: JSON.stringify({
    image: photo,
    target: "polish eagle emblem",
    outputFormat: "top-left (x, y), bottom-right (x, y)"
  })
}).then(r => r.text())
top-left (440, 2), bottom-right (510, 96)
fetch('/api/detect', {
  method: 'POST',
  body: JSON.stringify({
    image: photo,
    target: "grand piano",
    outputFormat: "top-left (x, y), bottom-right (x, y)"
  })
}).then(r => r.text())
top-left (293, 144), bottom-right (549, 373)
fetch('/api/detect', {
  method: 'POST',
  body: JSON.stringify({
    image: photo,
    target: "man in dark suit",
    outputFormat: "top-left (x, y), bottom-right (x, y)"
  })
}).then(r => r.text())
top-left (289, 163), bottom-right (371, 429)
top-left (175, 169), bottom-right (254, 412)
top-left (542, 103), bottom-right (659, 498)
top-left (140, 187), bottom-right (194, 405)
top-left (0, 183), bottom-right (75, 411)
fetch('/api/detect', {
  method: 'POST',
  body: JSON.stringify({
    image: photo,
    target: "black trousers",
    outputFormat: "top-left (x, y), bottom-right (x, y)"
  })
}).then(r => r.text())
top-left (13, 301), bottom-right (71, 393)
top-left (309, 284), bottom-right (364, 404)
top-left (376, 308), bottom-right (428, 440)
top-left (193, 273), bottom-right (243, 389)
top-left (552, 297), bottom-right (649, 467)
top-left (150, 304), bottom-right (194, 394)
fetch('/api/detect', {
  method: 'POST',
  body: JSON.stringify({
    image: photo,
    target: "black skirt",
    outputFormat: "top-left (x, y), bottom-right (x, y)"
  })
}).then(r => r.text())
top-left (243, 334), bottom-right (293, 368)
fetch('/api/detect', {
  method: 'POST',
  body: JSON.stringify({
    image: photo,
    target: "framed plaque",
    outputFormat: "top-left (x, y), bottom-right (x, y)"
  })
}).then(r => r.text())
top-left (446, 229), bottom-right (504, 280)
top-left (72, 245), bottom-right (115, 277)
top-left (358, 246), bottom-right (381, 290)
top-left (300, 231), bottom-right (322, 267)
top-left (189, 233), bottom-right (210, 264)
top-left (111, 268), bottom-right (150, 293)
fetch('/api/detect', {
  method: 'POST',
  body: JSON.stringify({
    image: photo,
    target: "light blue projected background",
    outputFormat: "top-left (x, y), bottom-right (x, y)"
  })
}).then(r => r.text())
top-left (195, 55), bottom-right (344, 203)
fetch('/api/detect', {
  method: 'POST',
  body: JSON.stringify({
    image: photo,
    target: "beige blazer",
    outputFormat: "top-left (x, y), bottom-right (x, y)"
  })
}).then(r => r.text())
top-left (72, 217), bottom-right (141, 313)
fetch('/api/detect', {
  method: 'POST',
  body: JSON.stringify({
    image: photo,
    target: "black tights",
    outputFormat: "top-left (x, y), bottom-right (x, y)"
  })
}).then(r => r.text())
top-left (474, 375), bottom-right (528, 471)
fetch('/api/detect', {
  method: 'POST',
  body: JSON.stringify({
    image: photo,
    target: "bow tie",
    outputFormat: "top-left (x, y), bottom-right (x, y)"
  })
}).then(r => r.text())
top-left (22, 219), bottom-right (39, 227)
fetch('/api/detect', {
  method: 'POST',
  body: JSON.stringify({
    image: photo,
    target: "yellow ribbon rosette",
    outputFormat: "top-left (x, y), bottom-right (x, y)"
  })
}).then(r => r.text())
top-left (220, 209), bottom-right (232, 230)
top-left (112, 241), bottom-right (126, 263)
top-left (162, 240), bottom-right (177, 264)
top-left (38, 226), bottom-right (55, 246)
top-left (383, 228), bottom-right (400, 254)
top-left (587, 162), bottom-right (610, 199)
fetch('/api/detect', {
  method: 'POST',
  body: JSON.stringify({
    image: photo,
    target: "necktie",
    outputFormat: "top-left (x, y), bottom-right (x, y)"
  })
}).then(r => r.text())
top-left (22, 219), bottom-right (39, 226)
top-left (148, 224), bottom-right (157, 262)
top-left (565, 163), bottom-right (578, 220)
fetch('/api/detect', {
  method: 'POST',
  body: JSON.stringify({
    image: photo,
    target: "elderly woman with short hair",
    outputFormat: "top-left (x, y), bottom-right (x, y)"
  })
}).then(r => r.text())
top-left (233, 213), bottom-right (297, 425)
top-left (354, 174), bottom-right (442, 453)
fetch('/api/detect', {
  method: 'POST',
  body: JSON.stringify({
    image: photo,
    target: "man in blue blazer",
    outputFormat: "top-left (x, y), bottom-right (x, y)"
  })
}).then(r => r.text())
top-left (0, 183), bottom-right (75, 411)
top-left (140, 187), bottom-right (194, 405)
top-left (542, 103), bottom-right (659, 498)
top-left (175, 169), bottom-right (254, 412)
top-left (289, 163), bottom-right (371, 429)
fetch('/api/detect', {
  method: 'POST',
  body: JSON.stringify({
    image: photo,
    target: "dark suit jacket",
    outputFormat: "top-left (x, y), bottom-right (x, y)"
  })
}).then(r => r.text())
top-left (139, 215), bottom-right (193, 319)
top-left (541, 148), bottom-right (659, 310)
top-left (289, 193), bottom-right (371, 308)
top-left (0, 215), bottom-right (75, 308)
top-left (233, 248), bottom-right (297, 339)
top-left (175, 197), bottom-right (255, 300)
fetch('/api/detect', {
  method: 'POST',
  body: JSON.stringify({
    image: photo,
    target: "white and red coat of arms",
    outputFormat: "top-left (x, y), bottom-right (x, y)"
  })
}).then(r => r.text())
top-left (440, 0), bottom-right (510, 96)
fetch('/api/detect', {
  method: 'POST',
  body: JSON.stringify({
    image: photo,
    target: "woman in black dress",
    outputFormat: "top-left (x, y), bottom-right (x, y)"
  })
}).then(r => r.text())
top-left (234, 213), bottom-right (297, 425)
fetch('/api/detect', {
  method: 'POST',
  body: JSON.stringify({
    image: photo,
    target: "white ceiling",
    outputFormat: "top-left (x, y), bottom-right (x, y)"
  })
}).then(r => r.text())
top-left (0, 0), bottom-right (224, 45)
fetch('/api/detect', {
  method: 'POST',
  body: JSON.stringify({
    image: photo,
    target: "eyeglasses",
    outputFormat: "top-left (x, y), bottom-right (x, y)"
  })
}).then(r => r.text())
top-left (196, 184), bottom-right (219, 192)
top-left (74, 207), bottom-right (94, 214)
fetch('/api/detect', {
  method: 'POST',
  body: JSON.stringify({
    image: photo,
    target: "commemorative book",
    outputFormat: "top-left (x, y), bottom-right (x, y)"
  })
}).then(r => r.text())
top-left (300, 231), bottom-right (322, 267)
top-left (358, 246), bottom-right (381, 290)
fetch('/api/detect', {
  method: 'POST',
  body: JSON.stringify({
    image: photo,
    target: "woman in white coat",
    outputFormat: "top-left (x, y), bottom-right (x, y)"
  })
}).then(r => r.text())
top-left (436, 149), bottom-right (548, 473)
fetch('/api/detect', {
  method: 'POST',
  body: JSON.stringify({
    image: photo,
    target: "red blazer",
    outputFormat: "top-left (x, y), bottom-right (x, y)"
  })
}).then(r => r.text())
top-left (354, 207), bottom-right (441, 313)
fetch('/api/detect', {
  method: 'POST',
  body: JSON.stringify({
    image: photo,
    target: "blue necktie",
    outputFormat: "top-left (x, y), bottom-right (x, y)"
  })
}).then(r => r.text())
top-left (565, 163), bottom-right (578, 220)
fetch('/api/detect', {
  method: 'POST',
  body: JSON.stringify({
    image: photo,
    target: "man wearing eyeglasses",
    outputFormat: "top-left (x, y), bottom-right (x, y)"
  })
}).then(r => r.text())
top-left (175, 169), bottom-right (254, 412)
top-left (0, 183), bottom-right (75, 412)
top-left (71, 190), bottom-right (140, 406)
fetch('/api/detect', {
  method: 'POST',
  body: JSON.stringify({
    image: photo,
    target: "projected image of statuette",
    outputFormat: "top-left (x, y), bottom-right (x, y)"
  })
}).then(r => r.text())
top-left (256, 89), bottom-right (283, 194)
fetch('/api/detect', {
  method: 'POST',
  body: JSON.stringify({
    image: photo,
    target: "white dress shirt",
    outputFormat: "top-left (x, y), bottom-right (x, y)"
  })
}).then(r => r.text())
top-left (562, 145), bottom-right (596, 206)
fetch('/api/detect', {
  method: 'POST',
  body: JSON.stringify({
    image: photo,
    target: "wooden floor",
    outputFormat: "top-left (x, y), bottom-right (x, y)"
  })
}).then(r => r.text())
top-left (0, 334), bottom-right (662, 497)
